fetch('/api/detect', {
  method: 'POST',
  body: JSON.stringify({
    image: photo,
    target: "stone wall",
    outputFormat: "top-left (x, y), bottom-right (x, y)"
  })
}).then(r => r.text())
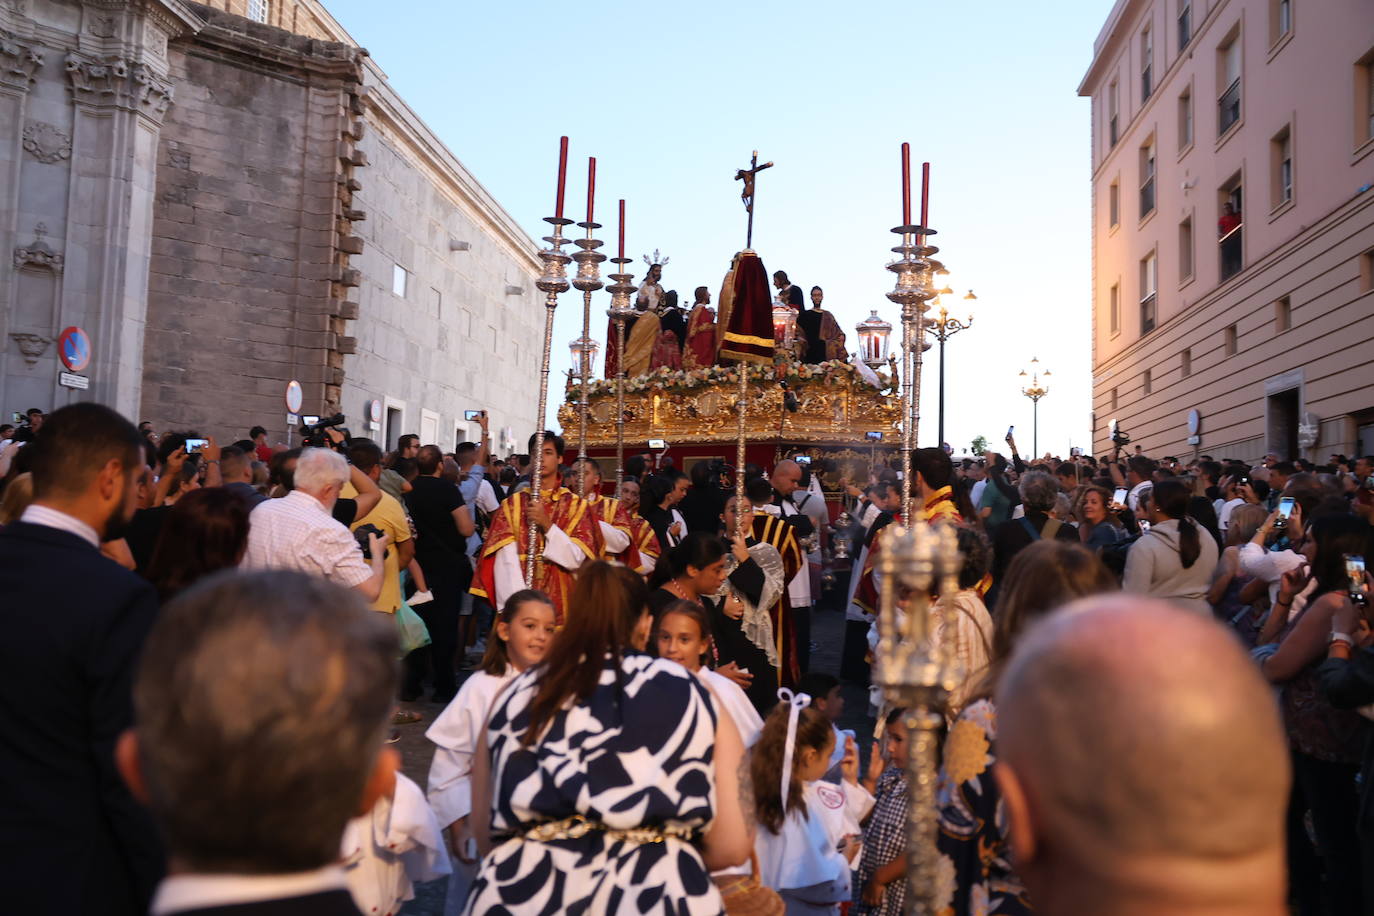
top-left (340, 65), bottom-right (542, 453)
top-left (141, 3), bottom-right (365, 437)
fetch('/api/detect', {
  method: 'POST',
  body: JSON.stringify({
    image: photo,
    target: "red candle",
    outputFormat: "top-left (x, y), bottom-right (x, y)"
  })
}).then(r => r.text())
top-left (586, 157), bottom-right (596, 223)
top-left (920, 161), bottom-right (930, 229)
top-left (618, 199), bottom-right (626, 261)
top-left (554, 136), bottom-right (569, 219)
top-left (901, 143), bottom-right (911, 225)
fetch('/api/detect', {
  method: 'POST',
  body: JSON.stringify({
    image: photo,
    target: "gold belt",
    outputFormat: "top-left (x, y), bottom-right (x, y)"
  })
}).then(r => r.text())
top-left (510, 814), bottom-right (695, 845)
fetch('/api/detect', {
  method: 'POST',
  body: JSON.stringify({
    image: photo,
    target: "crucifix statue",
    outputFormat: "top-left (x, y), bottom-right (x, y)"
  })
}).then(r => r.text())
top-left (734, 150), bottom-right (773, 250)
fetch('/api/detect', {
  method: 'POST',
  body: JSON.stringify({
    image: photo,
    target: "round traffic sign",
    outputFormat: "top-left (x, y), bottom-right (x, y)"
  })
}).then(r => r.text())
top-left (285, 379), bottom-right (303, 414)
top-left (369, 399), bottom-right (382, 424)
top-left (57, 326), bottom-right (90, 372)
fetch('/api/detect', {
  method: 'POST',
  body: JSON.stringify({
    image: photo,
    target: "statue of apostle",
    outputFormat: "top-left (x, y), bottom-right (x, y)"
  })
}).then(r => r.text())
top-left (623, 259), bottom-right (665, 377)
top-left (796, 285), bottom-right (847, 364)
top-left (681, 286), bottom-right (718, 370)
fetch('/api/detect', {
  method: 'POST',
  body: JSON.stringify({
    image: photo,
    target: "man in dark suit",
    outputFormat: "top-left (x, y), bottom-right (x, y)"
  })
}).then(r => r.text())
top-left (0, 402), bottom-right (162, 914)
top-left (117, 570), bottom-right (399, 916)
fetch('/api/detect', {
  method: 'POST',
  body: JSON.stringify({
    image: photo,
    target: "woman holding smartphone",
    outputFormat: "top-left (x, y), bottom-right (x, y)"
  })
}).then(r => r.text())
top-left (1258, 514), bottom-right (1374, 914)
top-left (1073, 484), bottom-right (1127, 551)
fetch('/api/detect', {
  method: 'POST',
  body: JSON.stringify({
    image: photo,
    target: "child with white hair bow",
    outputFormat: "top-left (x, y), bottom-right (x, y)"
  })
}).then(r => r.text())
top-left (752, 688), bottom-right (874, 914)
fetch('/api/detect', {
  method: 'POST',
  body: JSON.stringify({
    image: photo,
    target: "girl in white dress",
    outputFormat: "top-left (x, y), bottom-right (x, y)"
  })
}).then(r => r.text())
top-left (655, 598), bottom-right (764, 747)
top-left (426, 589), bottom-right (556, 915)
top-left (754, 690), bottom-right (873, 915)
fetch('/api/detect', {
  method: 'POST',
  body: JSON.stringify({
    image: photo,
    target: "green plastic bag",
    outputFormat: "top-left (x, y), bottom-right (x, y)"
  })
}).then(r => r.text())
top-left (395, 600), bottom-right (431, 656)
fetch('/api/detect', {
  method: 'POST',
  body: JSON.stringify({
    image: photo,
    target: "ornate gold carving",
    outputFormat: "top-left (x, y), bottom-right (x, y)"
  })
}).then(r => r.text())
top-left (558, 365), bottom-right (902, 448)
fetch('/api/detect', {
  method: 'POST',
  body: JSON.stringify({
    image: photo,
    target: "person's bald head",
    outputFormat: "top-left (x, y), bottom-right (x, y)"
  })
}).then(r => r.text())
top-left (770, 460), bottom-right (802, 497)
top-left (996, 596), bottom-right (1289, 912)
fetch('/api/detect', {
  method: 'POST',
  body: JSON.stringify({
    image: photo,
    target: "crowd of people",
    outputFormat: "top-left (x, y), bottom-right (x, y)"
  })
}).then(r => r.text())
top-left (2, 401), bottom-right (1373, 916)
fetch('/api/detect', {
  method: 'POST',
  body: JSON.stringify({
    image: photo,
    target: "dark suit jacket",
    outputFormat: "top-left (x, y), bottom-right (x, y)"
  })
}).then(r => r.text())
top-left (165, 890), bottom-right (362, 916)
top-left (0, 521), bottom-right (163, 915)
top-left (990, 510), bottom-right (1080, 582)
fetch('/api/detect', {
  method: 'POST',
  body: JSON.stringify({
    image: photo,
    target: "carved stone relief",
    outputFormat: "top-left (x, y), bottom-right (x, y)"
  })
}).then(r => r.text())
top-left (10, 333), bottom-right (50, 367)
top-left (65, 53), bottom-right (174, 118)
top-left (13, 224), bottom-right (64, 273)
top-left (0, 30), bottom-right (43, 91)
top-left (21, 121), bottom-right (72, 164)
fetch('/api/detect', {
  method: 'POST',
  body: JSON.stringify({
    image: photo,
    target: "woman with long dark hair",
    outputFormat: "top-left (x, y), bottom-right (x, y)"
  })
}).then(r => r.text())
top-left (1122, 478), bottom-right (1218, 614)
top-left (1259, 514), bottom-right (1374, 914)
top-left (649, 531), bottom-right (776, 711)
top-left (144, 487), bottom-right (250, 601)
top-left (467, 561), bottom-right (750, 912)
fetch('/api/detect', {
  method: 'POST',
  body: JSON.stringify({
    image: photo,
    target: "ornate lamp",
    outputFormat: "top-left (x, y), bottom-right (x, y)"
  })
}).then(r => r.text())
top-left (568, 335), bottom-right (600, 380)
top-left (772, 302), bottom-right (798, 351)
top-left (856, 310), bottom-right (894, 368)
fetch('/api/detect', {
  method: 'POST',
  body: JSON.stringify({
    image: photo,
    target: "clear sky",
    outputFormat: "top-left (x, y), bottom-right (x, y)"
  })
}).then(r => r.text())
top-left (328, 0), bottom-right (1110, 459)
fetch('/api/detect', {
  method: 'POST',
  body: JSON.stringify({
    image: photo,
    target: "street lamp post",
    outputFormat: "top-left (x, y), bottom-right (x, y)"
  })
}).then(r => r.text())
top-left (1019, 357), bottom-right (1051, 458)
top-left (923, 280), bottom-right (975, 448)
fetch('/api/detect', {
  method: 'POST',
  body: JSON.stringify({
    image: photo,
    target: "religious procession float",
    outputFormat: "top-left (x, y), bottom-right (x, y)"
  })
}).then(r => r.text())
top-left (530, 139), bottom-right (972, 913)
top-left (554, 154), bottom-right (906, 499)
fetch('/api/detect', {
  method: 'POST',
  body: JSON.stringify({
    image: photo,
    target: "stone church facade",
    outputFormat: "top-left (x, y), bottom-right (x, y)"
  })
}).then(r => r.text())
top-left (1, 0), bottom-right (542, 450)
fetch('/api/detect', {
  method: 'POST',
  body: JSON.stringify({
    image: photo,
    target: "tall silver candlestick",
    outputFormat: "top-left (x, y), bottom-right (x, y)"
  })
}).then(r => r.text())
top-left (874, 520), bottom-right (963, 916)
top-left (526, 216), bottom-right (572, 584)
top-left (571, 220), bottom-right (605, 500)
top-left (605, 259), bottom-right (637, 494)
top-left (885, 223), bottom-right (937, 523)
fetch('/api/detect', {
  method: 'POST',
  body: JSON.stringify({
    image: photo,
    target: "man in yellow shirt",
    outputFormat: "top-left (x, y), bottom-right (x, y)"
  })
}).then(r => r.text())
top-left (343, 439), bottom-right (413, 615)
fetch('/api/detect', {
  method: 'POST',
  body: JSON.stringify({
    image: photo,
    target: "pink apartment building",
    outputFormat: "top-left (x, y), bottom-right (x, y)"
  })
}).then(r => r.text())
top-left (1080, 0), bottom-right (1374, 461)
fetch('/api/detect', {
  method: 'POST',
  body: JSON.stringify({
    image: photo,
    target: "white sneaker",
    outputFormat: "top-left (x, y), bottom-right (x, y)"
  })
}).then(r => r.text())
top-left (409, 590), bottom-right (434, 606)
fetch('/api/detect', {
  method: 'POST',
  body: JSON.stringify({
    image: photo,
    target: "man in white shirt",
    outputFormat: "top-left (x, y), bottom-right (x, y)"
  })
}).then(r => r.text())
top-left (242, 447), bottom-right (389, 602)
top-left (119, 570), bottom-right (400, 916)
top-left (1125, 455), bottom-right (1156, 514)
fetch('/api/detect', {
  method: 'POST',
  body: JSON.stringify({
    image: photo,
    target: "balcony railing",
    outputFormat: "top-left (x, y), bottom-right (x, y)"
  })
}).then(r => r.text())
top-left (1218, 79), bottom-right (1241, 134)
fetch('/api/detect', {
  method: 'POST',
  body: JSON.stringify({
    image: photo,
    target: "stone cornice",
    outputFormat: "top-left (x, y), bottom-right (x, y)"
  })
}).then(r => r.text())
top-left (177, 2), bottom-right (363, 84)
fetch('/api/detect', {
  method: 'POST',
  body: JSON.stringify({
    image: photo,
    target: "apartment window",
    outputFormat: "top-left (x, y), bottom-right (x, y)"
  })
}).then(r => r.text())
top-left (1358, 52), bottom-right (1374, 147)
top-left (429, 287), bottom-right (442, 319)
top-left (1179, 216), bottom-right (1194, 282)
top-left (1178, 87), bottom-right (1193, 150)
top-left (1224, 324), bottom-right (1239, 356)
top-left (247, 0), bottom-right (269, 23)
top-left (1270, 0), bottom-right (1292, 44)
top-left (1140, 251), bottom-right (1158, 335)
top-left (1110, 282), bottom-right (1121, 334)
top-left (1141, 25), bottom-right (1154, 102)
top-left (1181, 348), bottom-right (1192, 377)
top-left (1219, 179), bottom-right (1244, 281)
top-left (1218, 34), bottom-right (1242, 135)
top-left (1109, 180), bottom-right (1120, 228)
top-left (1109, 81), bottom-right (1120, 147)
top-left (1275, 296), bottom-right (1291, 331)
top-left (1271, 125), bottom-right (1293, 207)
top-left (1143, 369), bottom-right (1153, 395)
top-left (1139, 139), bottom-right (1156, 219)
top-left (1361, 249), bottom-right (1374, 293)
top-left (1112, 387), bottom-right (1119, 411)
top-left (391, 263), bottom-right (409, 297)
top-left (1178, 0), bottom-right (1192, 51)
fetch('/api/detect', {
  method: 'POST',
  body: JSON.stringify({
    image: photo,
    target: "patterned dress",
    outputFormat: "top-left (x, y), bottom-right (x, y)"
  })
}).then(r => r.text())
top-left (465, 653), bottom-right (724, 915)
top-left (851, 767), bottom-right (909, 915)
top-left (935, 699), bottom-right (1031, 915)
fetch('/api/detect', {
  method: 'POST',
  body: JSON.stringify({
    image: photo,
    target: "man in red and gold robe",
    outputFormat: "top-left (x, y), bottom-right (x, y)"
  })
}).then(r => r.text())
top-left (472, 432), bottom-right (600, 625)
top-left (573, 457), bottom-right (645, 571)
